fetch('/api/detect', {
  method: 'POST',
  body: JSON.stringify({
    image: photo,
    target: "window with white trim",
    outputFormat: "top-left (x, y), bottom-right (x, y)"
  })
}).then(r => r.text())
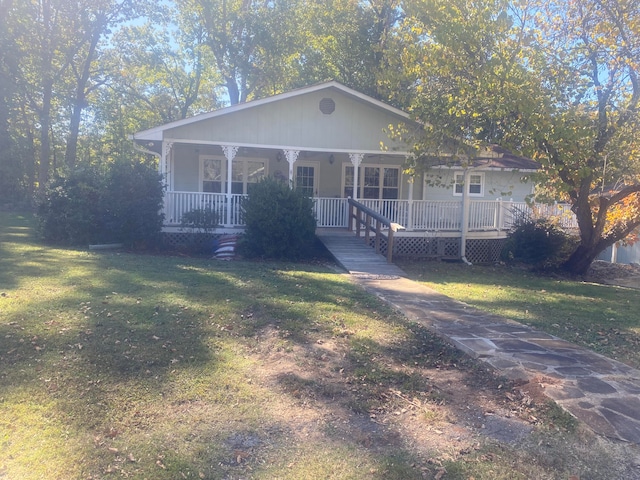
top-left (202, 158), bottom-right (223, 193)
top-left (295, 163), bottom-right (318, 197)
top-left (453, 172), bottom-right (484, 197)
top-left (343, 165), bottom-right (400, 199)
top-left (201, 156), bottom-right (265, 194)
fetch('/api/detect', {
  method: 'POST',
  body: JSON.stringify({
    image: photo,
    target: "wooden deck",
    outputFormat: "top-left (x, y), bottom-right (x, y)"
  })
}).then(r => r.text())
top-left (316, 229), bottom-right (405, 278)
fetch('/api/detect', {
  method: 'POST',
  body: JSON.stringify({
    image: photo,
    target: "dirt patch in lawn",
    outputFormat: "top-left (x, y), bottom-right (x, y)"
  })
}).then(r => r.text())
top-left (228, 323), bottom-right (640, 479)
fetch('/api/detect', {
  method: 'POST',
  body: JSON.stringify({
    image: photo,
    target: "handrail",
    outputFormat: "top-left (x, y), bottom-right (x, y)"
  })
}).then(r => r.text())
top-left (348, 198), bottom-right (404, 263)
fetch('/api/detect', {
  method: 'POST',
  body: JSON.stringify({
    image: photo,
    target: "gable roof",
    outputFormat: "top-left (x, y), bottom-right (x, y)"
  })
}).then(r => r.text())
top-left (133, 81), bottom-right (415, 151)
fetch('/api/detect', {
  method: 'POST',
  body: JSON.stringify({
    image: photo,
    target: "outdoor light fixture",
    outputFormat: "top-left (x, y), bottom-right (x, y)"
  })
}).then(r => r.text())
top-left (329, 154), bottom-right (335, 164)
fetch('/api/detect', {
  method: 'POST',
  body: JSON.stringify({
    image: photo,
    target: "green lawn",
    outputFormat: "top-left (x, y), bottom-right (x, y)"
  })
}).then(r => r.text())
top-left (397, 260), bottom-right (640, 370)
top-left (1, 212), bottom-right (638, 479)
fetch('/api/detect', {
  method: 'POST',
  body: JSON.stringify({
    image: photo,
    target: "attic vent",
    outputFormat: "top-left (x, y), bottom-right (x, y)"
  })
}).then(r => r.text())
top-left (319, 97), bottom-right (335, 115)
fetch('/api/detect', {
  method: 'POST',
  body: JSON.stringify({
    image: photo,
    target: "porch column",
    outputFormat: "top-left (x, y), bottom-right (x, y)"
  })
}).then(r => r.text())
top-left (161, 141), bottom-right (174, 190)
top-left (222, 145), bottom-right (239, 226)
top-left (407, 175), bottom-right (414, 231)
top-left (283, 149), bottom-right (300, 185)
top-left (460, 169), bottom-right (472, 263)
top-left (611, 242), bottom-right (619, 263)
top-left (348, 153), bottom-right (364, 201)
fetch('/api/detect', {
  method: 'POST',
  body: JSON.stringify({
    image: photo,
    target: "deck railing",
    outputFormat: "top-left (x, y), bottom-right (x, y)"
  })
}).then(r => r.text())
top-left (348, 198), bottom-right (403, 263)
top-left (163, 192), bottom-right (577, 231)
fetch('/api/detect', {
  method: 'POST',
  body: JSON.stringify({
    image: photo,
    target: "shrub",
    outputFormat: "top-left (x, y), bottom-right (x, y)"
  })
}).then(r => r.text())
top-left (105, 160), bottom-right (165, 249)
top-left (37, 161), bottom-right (165, 248)
top-left (239, 177), bottom-right (316, 260)
top-left (501, 217), bottom-right (577, 269)
top-left (37, 167), bottom-right (105, 245)
top-left (179, 207), bottom-right (220, 254)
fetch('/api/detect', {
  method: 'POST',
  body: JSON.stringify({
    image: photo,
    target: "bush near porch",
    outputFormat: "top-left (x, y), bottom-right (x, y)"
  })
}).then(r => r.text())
top-left (239, 177), bottom-right (317, 260)
top-left (36, 161), bottom-right (164, 248)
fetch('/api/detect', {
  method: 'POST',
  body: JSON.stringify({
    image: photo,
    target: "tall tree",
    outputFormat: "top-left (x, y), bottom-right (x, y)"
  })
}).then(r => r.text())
top-left (10, 0), bottom-right (68, 192)
top-left (178, 0), bottom-right (282, 105)
top-left (0, 0), bottom-right (26, 204)
top-left (178, 0), bottom-right (402, 104)
top-left (64, 0), bottom-right (141, 169)
top-left (388, 0), bottom-right (640, 275)
top-left (7, 0), bottom-right (146, 193)
top-left (526, 0), bottom-right (640, 274)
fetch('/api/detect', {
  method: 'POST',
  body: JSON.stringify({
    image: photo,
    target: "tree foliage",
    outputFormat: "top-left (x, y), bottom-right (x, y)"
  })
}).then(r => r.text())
top-left (1, 0), bottom-right (404, 204)
top-left (179, 0), bottom-right (402, 103)
top-left (5, 0), bottom-right (146, 192)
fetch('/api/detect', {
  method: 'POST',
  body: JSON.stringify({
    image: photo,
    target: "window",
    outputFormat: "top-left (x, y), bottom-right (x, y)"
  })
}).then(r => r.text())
top-left (201, 156), bottom-right (265, 194)
top-left (343, 165), bottom-right (400, 199)
top-left (295, 165), bottom-right (316, 196)
top-left (454, 172), bottom-right (484, 197)
top-left (202, 158), bottom-right (223, 193)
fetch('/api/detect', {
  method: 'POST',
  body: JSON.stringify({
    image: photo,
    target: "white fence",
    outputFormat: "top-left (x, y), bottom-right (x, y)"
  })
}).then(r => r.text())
top-left (163, 192), bottom-right (577, 231)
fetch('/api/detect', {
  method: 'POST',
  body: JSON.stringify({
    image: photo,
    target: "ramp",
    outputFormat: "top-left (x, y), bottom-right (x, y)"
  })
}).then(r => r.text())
top-left (317, 230), bottom-right (405, 279)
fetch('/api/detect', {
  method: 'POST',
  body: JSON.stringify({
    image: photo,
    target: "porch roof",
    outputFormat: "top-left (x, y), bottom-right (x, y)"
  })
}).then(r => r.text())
top-left (428, 145), bottom-right (541, 172)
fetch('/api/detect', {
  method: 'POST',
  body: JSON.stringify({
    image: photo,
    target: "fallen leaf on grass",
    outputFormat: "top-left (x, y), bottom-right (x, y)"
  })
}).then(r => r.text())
top-left (434, 466), bottom-right (447, 479)
top-left (234, 450), bottom-right (251, 463)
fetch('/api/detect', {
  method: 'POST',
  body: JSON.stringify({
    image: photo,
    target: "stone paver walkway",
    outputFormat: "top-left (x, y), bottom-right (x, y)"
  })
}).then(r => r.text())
top-left (318, 232), bottom-right (640, 444)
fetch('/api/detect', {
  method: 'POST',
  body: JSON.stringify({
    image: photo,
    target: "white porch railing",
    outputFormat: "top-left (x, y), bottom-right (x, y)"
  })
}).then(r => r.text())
top-left (163, 192), bottom-right (577, 231)
top-left (411, 201), bottom-right (461, 230)
top-left (164, 192), bottom-right (351, 228)
top-left (313, 198), bottom-right (349, 227)
top-left (164, 191), bottom-right (244, 226)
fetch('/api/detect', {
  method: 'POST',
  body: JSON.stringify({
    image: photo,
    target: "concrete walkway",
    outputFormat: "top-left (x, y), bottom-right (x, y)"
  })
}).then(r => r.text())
top-left (318, 232), bottom-right (640, 444)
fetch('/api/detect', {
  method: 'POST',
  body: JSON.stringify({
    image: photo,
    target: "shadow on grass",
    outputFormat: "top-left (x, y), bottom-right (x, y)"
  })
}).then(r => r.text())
top-left (0, 213), bottom-right (603, 479)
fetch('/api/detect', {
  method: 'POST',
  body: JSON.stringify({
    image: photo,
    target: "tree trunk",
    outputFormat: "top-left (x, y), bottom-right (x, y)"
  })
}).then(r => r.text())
top-left (65, 26), bottom-right (101, 168)
top-left (38, 82), bottom-right (52, 195)
top-left (226, 77), bottom-right (240, 105)
top-left (65, 98), bottom-right (82, 168)
top-left (562, 242), bottom-right (608, 276)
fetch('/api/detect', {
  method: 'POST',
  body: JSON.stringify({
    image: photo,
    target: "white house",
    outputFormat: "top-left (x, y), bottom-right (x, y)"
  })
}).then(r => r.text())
top-left (133, 81), bottom-right (549, 262)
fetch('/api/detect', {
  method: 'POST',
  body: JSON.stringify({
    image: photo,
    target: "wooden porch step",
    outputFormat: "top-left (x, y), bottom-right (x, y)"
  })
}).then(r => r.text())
top-left (317, 231), bottom-right (405, 278)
